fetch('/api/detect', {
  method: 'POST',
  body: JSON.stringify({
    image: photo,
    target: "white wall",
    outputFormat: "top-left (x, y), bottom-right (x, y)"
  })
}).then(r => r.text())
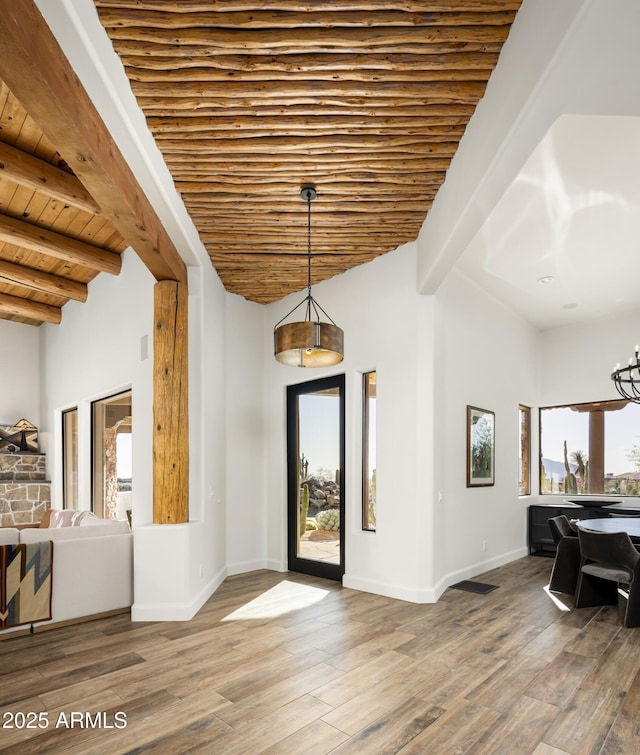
top-left (225, 294), bottom-right (267, 574)
top-left (40, 249), bottom-right (231, 621)
top-left (0, 320), bottom-right (40, 427)
top-left (31, 0), bottom-right (631, 616)
top-left (41, 249), bottom-right (154, 512)
top-left (539, 314), bottom-right (640, 408)
top-left (258, 243), bottom-right (539, 602)
top-left (261, 243), bottom-right (437, 602)
top-left (432, 269), bottom-right (539, 589)
top-left (33, 0), bottom-right (234, 621)
top-left (418, 0), bottom-right (640, 293)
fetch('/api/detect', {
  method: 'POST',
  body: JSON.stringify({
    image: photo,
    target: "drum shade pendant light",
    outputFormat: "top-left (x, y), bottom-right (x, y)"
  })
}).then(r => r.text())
top-left (274, 186), bottom-right (344, 367)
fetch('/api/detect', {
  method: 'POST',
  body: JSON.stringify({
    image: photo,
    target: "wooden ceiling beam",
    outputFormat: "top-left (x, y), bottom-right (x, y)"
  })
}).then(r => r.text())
top-left (99, 9), bottom-right (516, 30)
top-left (0, 214), bottom-right (122, 275)
top-left (194, 212), bottom-right (426, 224)
top-left (0, 259), bottom-right (87, 302)
top-left (0, 142), bottom-right (101, 215)
top-left (159, 139), bottom-right (459, 156)
top-left (144, 104), bottom-right (476, 118)
top-left (95, 1), bottom-right (522, 11)
top-left (0, 1), bottom-right (187, 284)
top-left (137, 96), bottom-right (483, 112)
top-left (104, 25), bottom-right (510, 49)
top-left (0, 291), bottom-right (61, 325)
top-left (147, 116), bottom-right (470, 133)
top-left (176, 175), bottom-right (446, 190)
top-left (185, 199), bottom-right (436, 211)
top-left (116, 38), bottom-right (505, 58)
top-left (123, 51), bottom-right (500, 73)
top-left (205, 242), bottom-right (417, 254)
top-left (210, 251), bottom-right (390, 264)
top-left (159, 127), bottom-right (464, 141)
top-left (132, 80), bottom-right (487, 102)
top-left (177, 184), bottom-right (439, 197)
top-left (187, 199), bottom-right (431, 212)
top-left (172, 173), bottom-right (446, 185)
top-left (199, 222), bottom-right (422, 232)
top-left (129, 67), bottom-right (492, 84)
top-left (165, 154), bottom-right (453, 168)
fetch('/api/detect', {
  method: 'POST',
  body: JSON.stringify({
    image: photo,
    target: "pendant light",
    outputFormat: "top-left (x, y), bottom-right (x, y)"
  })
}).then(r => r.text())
top-left (612, 345), bottom-right (640, 402)
top-left (273, 186), bottom-right (344, 367)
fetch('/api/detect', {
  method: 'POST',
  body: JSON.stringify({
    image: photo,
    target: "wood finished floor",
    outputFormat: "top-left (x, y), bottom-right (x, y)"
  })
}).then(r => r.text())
top-left (2, 556), bottom-right (640, 754)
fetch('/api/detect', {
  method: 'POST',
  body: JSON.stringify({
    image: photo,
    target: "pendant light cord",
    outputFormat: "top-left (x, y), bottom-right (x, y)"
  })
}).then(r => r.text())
top-left (274, 184), bottom-right (339, 330)
top-left (307, 192), bottom-right (312, 297)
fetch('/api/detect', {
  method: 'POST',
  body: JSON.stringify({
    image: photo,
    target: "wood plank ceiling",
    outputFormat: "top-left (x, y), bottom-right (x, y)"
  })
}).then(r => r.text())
top-left (94, 0), bottom-right (523, 304)
top-left (0, 83), bottom-right (126, 326)
top-left (0, 1), bottom-right (523, 326)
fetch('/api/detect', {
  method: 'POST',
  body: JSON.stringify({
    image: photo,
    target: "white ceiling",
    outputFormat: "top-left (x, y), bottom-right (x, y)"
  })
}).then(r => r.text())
top-left (455, 113), bottom-right (640, 331)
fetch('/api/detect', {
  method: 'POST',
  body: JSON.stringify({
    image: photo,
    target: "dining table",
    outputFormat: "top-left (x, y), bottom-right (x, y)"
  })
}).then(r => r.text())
top-left (575, 517), bottom-right (640, 540)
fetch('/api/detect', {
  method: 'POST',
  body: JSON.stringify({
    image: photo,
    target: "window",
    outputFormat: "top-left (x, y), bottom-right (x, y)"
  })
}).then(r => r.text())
top-left (519, 405), bottom-right (531, 495)
top-left (539, 399), bottom-right (640, 496)
top-left (363, 371), bottom-right (377, 530)
top-left (62, 408), bottom-right (78, 510)
top-left (92, 391), bottom-right (132, 520)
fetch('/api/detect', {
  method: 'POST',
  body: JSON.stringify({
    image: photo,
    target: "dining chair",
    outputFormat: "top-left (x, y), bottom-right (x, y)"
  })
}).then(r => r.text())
top-left (575, 528), bottom-right (640, 627)
top-left (547, 515), bottom-right (581, 594)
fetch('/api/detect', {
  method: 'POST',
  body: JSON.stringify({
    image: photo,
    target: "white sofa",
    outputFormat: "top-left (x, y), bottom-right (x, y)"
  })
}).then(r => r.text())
top-left (0, 511), bottom-right (133, 635)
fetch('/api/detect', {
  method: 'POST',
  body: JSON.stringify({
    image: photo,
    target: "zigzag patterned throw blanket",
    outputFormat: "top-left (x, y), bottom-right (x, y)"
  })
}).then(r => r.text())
top-left (0, 542), bottom-right (53, 629)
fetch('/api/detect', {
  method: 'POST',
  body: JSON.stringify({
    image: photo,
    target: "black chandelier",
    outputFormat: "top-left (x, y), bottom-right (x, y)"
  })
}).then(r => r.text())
top-left (273, 186), bottom-right (344, 368)
top-left (611, 345), bottom-right (640, 402)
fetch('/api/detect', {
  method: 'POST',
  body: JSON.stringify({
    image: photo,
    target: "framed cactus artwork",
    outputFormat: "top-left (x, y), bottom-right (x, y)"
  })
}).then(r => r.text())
top-left (467, 406), bottom-right (495, 487)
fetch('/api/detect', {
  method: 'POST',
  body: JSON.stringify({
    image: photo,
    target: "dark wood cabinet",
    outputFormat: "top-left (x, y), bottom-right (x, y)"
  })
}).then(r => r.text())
top-left (528, 503), bottom-right (640, 555)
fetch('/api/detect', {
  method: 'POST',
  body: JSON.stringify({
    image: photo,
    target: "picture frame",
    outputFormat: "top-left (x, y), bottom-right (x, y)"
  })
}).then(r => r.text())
top-left (466, 405), bottom-right (495, 487)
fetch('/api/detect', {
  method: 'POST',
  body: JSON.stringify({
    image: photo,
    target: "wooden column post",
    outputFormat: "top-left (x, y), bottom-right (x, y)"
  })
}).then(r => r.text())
top-left (589, 410), bottom-right (605, 494)
top-left (153, 280), bottom-right (189, 524)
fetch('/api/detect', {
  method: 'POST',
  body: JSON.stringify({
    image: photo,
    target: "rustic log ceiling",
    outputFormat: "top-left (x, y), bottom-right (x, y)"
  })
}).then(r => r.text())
top-left (94, 0), bottom-right (523, 304)
top-left (0, 1), bottom-right (523, 326)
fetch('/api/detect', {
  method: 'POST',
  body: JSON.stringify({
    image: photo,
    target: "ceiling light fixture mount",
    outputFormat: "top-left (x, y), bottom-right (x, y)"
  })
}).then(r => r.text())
top-left (612, 345), bottom-right (640, 402)
top-left (273, 186), bottom-right (344, 368)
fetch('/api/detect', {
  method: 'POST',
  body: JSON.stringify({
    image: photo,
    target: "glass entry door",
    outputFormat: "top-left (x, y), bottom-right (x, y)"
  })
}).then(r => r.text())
top-left (287, 374), bottom-right (345, 581)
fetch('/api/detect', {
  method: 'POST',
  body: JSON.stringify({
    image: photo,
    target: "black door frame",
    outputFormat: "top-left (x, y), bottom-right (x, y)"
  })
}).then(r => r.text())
top-left (286, 373), bottom-right (345, 581)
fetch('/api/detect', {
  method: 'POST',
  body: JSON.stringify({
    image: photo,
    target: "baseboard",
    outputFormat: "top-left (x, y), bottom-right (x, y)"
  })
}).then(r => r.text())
top-left (226, 558), bottom-right (272, 576)
top-left (432, 546), bottom-right (529, 601)
top-left (343, 546), bottom-right (529, 604)
top-left (131, 564), bottom-right (227, 622)
top-left (132, 547), bottom-right (530, 621)
top-left (342, 574), bottom-right (439, 604)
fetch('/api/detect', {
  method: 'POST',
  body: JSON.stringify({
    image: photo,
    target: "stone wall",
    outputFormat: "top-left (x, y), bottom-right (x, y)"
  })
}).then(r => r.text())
top-left (0, 453), bottom-right (51, 526)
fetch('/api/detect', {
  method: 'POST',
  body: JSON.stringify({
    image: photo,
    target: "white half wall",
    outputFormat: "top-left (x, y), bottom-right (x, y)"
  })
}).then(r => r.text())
top-left (0, 320), bottom-right (40, 427)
